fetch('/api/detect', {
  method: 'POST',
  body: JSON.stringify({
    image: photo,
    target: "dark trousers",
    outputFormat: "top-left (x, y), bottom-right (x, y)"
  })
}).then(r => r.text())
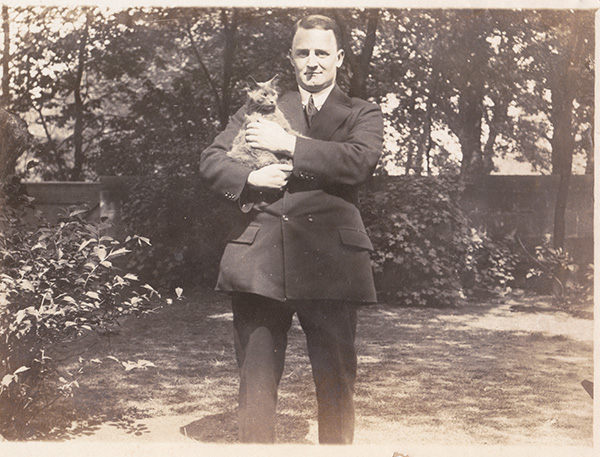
top-left (232, 292), bottom-right (358, 444)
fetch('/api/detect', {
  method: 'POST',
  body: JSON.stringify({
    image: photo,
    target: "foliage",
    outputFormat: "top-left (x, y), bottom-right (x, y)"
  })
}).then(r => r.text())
top-left (6, 7), bottom-right (594, 181)
top-left (10, 7), bottom-right (153, 180)
top-left (120, 172), bottom-right (230, 289)
top-left (373, 9), bottom-right (594, 177)
top-left (361, 176), bottom-right (517, 306)
top-left (0, 179), bottom-right (170, 440)
top-left (573, 263), bottom-right (595, 308)
top-left (521, 236), bottom-right (593, 305)
top-left (464, 229), bottom-right (519, 297)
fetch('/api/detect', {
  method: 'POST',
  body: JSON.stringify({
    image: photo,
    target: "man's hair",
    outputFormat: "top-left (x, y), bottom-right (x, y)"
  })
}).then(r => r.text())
top-left (293, 15), bottom-right (342, 50)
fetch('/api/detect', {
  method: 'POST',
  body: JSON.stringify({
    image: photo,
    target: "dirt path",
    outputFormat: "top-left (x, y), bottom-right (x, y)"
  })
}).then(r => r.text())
top-left (34, 289), bottom-right (592, 454)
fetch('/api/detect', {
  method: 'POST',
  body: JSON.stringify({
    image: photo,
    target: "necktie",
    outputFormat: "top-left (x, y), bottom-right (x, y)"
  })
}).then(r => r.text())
top-left (305, 95), bottom-right (317, 127)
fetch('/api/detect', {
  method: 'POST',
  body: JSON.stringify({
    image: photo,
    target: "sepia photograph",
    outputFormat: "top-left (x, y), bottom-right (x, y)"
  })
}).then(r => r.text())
top-left (0, 1), bottom-right (595, 456)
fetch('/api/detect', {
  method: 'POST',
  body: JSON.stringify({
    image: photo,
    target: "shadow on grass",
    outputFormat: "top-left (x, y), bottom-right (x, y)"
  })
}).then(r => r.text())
top-left (181, 411), bottom-right (312, 444)
top-left (180, 411), bottom-right (237, 443)
top-left (23, 289), bottom-right (592, 445)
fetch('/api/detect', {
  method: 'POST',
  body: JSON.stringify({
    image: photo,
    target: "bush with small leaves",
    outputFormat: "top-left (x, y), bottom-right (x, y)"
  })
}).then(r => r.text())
top-left (461, 228), bottom-right (518, 298)
top-left (522, 237), bottom-right (593, 305)
top-left (0, 180), bottom-right (170, 440)
top-left (361, 176), bottom-right (517, 306)
top-left (121, 171), bottom-right (230, 289)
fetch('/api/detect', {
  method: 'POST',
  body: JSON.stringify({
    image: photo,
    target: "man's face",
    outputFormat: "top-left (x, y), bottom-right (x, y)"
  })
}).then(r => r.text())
top-left (289, 27), bottom-right (344, 93)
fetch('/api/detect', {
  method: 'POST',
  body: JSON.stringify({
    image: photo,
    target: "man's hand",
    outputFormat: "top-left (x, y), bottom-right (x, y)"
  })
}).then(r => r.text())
top-left (247, 163), bottom-right (293, 190)
top-left (245, 119), bottom-right (296, 156)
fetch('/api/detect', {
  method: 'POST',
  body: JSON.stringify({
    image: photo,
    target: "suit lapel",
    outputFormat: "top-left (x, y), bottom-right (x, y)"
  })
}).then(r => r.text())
top-left (309, 85), bottom-right (352, 141)
top-left (278, 91), bottom-right (309, 136)
top-left (279, 85), bottom-right (352, 140)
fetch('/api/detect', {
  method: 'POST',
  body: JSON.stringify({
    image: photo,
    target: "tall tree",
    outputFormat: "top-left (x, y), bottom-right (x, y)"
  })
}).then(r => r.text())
top-left (182, 8), bottom-right (241, 131)
top-left (335, 8), bottom-right (380, 100)
top-left (544, 11), bottom-right (593, 249)
top-left (1, 5), bottom-right (10, 108)
top-left (71, 8), bottom-right (92, 181)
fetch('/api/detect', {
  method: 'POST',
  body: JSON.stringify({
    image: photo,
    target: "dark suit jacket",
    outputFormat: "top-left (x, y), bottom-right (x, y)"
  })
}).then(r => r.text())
top-left (199, 85), bottom-right (383, 303)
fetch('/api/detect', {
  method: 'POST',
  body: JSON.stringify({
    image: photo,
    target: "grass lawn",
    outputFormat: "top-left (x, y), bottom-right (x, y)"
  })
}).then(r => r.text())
top-left (25, 288), bottom-right (593, 449)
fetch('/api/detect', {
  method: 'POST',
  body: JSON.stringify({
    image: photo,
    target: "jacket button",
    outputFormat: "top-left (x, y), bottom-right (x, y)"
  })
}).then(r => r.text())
top-left (282, 215), bottom-right (289, 222)
top-left (308, 215), bottom-right (314, 222)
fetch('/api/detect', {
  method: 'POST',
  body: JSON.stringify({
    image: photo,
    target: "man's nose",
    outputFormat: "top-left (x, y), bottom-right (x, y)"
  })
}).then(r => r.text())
top-left (306, 52), bottom-right (318, 67)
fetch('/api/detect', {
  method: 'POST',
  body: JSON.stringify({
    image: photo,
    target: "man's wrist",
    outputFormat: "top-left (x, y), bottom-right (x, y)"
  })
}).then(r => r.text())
top-left (286, 135), bottom-right (297, 156)
top-left (247, 170), bottom-right (259, 188)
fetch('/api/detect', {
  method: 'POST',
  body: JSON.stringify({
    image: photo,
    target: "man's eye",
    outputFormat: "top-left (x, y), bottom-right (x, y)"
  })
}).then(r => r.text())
top-left (316, 51), bottom-right (329, 57)
top-left (295, 50), bottom-right (309, 57)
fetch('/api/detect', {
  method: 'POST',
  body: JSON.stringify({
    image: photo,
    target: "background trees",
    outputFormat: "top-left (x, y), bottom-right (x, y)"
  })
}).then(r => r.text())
top-left (1, 6), bottom-right (594, 291)
top-left (3, 7), bottom-right (593, 182)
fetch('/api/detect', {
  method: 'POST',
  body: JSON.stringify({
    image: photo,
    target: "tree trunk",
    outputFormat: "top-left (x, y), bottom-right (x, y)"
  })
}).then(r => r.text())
top-left (348, 10), bottom-right (379, 99)
top-left (583, 126), bottom-right (594, 175)
top-left (184, 9), bottom-right (238, 132)
top-left (550, 22), bottom-right (585, 250)
top-left (218, 9), bottom-right (238, 130)
top-left (71, 9), bottom-right (92, 181)
top-left (453, 91), bottom-right (483, 177)
top-left (405, 141), bottom-right (414, 175)
top-left (0, 109), bottom-right (30, 182)
top-left (439, 11), bottom-right (490, 178)
top-left (481, 99), bottom-right (505, 175)
top-left (335, 10), bottom-right (379, 100)
top-left (550, 88), bottom-right (575, 250)
top-left (2, 5), bottom-right (10, 108)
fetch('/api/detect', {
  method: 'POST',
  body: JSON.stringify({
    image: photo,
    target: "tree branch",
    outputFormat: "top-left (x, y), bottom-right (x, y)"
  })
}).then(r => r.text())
top-left (183, 18), bottom-right (222, 114)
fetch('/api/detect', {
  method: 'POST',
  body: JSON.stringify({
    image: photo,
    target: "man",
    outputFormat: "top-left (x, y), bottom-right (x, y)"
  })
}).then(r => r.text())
top-left (199, 14), bottom-right (383, 444)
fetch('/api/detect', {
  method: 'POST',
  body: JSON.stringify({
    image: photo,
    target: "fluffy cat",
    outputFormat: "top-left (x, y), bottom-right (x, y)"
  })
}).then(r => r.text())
top-left (227, 75), bottom-right (297, 170)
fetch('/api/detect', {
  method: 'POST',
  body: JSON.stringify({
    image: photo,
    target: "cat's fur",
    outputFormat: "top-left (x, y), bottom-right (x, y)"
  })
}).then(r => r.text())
top-left (227, 76), bottom-right (297, 170)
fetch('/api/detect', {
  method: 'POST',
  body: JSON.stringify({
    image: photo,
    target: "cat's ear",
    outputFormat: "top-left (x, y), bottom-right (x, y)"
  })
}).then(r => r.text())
top-left (267, 74), bottom-right (280, 85)
top-left (247, 75), bottom-right (259, 88)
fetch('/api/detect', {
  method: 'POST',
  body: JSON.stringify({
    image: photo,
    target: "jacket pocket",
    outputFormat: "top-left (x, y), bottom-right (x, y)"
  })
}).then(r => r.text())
top-left (339, 228), bottom-right (374, 251)
top-left (228, 224), bottom-right (260, 244)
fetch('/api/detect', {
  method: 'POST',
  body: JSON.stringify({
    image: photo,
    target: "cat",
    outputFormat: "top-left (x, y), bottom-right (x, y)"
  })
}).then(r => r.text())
top-left (227, 75), bottom-right (297, 170)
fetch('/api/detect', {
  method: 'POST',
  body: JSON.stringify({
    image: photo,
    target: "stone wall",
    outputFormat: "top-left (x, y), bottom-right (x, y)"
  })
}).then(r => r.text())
top-left (24, 177), bottom-right (130, 238)
top-left (24, 181), bottom-right (101, 223)
top-left (459, 175), bottom-right (593, 264)
top-left (24, 174), bottom-right (594, 264)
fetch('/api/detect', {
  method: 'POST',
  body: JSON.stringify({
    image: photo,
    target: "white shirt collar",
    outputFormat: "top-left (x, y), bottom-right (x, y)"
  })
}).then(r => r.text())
top-left (299, 84), bottom-right (335, 111)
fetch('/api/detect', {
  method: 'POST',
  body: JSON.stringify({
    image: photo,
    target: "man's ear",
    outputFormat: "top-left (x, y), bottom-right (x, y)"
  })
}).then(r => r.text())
top-left (336, 49), bottom-right (345, 68)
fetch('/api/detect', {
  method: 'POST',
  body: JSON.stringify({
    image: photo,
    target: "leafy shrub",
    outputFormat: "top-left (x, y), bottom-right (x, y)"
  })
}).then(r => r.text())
top-left (0, 179), bottom-right (169, 440)
top-left (573, 263), bottom-right (595, 308)
top-left (121, 171), bottom-right (230, 289)
top-left (519, 236), bottom-right (593, 305)
top-left (122, 172), bottom-right (523, 305)
top-left (461, 228), bottom-right (518, 297)
top-left (361, 176), bottom-right (516, 306)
